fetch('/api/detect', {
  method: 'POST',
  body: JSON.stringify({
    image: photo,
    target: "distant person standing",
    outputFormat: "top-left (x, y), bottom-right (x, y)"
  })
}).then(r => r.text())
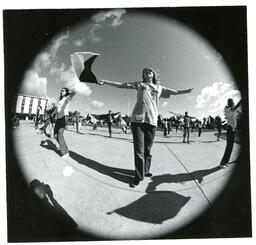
top-left (75, 111), bottom-right (82, 134)
top-left (35, 105), bottom-right (43, 130)
top-left (167, 119), bottom-right (171, 135)
top-left (98, 67), bottom-right (193, 187)
top-left (219, 98), bottom-right (241, 168)
top-left (198, 120), bottom-right (202, 137)
top-left (190, 120), bottom-right (195, 133)
top-left (215, 115), bottom-right (222, 141)
top-left (183, 111), bottom-right (190, 143)
top-left (175, 118), bottom-right (179, 132)
top-left (163, 119), bottom-right (168, 137)
top-left (54, 87), bottom-right (76, 159)
top-left (107, 110), bottom-right (113, 137)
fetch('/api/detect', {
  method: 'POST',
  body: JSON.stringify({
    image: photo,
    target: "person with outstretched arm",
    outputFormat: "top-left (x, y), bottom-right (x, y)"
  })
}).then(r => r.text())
top-left (97, 67), bottom-right (193, 187)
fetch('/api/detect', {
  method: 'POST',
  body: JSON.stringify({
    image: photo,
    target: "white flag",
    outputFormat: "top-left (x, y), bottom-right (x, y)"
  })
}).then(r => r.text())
top-left (70, 52), bottom-right (99, 83)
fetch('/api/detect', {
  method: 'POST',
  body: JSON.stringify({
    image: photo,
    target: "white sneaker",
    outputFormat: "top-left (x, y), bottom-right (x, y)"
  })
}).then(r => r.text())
top-left (61, 153), bottom-right (69, 159)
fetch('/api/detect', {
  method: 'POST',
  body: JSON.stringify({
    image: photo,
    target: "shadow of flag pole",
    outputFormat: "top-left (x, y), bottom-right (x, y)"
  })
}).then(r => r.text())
top-left (71, 52), bottom-right (99, 83)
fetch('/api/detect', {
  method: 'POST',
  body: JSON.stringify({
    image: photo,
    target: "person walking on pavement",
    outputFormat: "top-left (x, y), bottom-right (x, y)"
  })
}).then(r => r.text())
top-left (97, 67), bottom-right (193, 187)
top-left (197, 120), bottom-right (202, 137)
top-left (163, 119), bottom-right (168, 137)
top-left (183, 111), bottom-right (190, 143)
top-left (219, 98), bottom-right (241, 168)
top-left (107, 110), bottom-right (113, 137)
top-left (167, 119), bottom-right (171, 135)
top-left (54, 87), bottom-right (76, 159)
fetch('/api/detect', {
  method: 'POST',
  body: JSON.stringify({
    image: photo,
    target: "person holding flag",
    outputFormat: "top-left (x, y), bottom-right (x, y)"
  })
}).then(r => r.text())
top-left (97, 67), bottom-right (193, 187)
top-left (70, 53), bottom-right (193, 187)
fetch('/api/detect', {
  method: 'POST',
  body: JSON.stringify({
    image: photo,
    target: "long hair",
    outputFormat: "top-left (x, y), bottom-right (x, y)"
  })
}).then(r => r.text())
top-left (227, 98), bottom-right (234, 107)
top-left (142, 67), bottom-right (159, 85)
top-left (59, 87), bottom-right (70, 100)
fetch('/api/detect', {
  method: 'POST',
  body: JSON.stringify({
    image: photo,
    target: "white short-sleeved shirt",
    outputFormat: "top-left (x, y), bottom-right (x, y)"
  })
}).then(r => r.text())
top-left (224, 106), bottom-right (237, 130)
top-left (57, 96), bottom-right (72, 119)
top-left (121, 81), bottom-right (172, 127)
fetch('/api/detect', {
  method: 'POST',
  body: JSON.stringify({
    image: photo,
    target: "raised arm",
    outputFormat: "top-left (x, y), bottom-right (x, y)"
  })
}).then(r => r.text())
top-left (97, 79), bottom-right (137, 89)
top-left (234, 99), bottom-right (242, 110)
top-left (68, 86), bottom-right (77, 98)
top-left (69, 90), bottom-right (76, 98)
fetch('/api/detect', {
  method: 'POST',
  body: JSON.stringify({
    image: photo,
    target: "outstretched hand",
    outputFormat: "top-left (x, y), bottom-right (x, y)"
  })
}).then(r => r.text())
top-left (187, 88), bottom-right (193, 93)
top-left (97, 80), bottom-right (105, 86)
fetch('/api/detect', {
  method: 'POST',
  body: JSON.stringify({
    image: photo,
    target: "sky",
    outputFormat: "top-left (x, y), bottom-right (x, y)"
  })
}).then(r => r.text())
top-left (19, 9), bottom-right (242, 120)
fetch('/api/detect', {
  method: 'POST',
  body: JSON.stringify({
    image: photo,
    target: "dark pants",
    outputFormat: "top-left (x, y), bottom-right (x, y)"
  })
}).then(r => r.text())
top-left (167, 125), bottom-right (171, 134)
top-left (108, 123), bottom-right (112, 137)
top-left (198, 128), bottom-right (202, 137)
top-left (217, 128), bottom-right (221, 141)
top-left (163, 127), bottom-right (167, 136)
top-left (131, 122), bottom-right (156, 181)
top-left (76, 122), bottom-right (80, 133)
top-left (183, 127), bottom-right (190, 141)
top-left (220, 125), bottom-right (235, 164)
top-left (54, 116), bottom-right (69, 156)
top-left (35, 118), bottom-right (40, 129)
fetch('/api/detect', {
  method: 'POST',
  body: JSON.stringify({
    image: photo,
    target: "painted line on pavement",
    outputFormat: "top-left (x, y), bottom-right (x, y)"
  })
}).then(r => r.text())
top-left (164, 144), bottom-right (212, 207)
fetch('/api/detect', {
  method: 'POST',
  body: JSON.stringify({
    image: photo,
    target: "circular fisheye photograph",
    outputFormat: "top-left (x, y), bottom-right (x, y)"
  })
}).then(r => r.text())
top-left (4, 7), bottom-right (251, 242)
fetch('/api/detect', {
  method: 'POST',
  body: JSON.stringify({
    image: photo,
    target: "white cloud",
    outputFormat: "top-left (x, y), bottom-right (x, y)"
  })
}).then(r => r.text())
top-left (92, 9), bottom-right (126, 27)
top-left (50, 30), bottom-right (70, 56)
top-left (73, 37), bottom-right (86, 47)
top-left (20, 70), bottom-right (47, 97)
top-left (86, 9), bottom-right (126, 43)
top-left (35, 30), bottom-right (70, 70)
top-left (196, 82), bottom-right (229, 108)
top-left (60, 66), bottom-right (92, 97)
top-left (90, 100), bottom-right (104, 109)
top-left (39, 52), bottom-right (52, 68)
top-left (87, 24), bottom-right (102, 43)
top-left (21, 30), bottom-right (70, 99)
top-left (49, 62), bottom-right (66, 75)
top-left (195, 81), bottom-right (241, 117)
top-left (209, 89), bottom-right (241, 115)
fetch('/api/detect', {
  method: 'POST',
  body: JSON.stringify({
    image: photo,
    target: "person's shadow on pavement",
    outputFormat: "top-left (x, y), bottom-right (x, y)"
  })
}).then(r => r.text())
top-left (107, 190), bottom-right (190, 224)
top-left (69, 151), bottom-right (134, 184)
top-left (107, 166), bottom-right (220, 224)
top-left (146, 166), bottom-right (220, 192)
top-left (39, 140), bottom-right (134, 184)
top-left (40, 139), bottom-right (59, 155)
top-left (28, 179), bottom-right (78, 237)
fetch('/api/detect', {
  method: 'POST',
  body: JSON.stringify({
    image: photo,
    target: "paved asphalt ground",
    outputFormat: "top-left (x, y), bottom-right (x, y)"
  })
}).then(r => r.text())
top-left (7, 121), bottom-right (251, 241)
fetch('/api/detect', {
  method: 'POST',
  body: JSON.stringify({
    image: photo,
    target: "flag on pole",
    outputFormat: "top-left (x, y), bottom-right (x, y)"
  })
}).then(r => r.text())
top-left (71, 52), bottom-right (99, 83)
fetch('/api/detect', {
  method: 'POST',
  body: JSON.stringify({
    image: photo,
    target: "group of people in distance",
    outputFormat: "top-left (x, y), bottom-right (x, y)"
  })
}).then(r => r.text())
top-left (40, 66), bottom-right (241, 187)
